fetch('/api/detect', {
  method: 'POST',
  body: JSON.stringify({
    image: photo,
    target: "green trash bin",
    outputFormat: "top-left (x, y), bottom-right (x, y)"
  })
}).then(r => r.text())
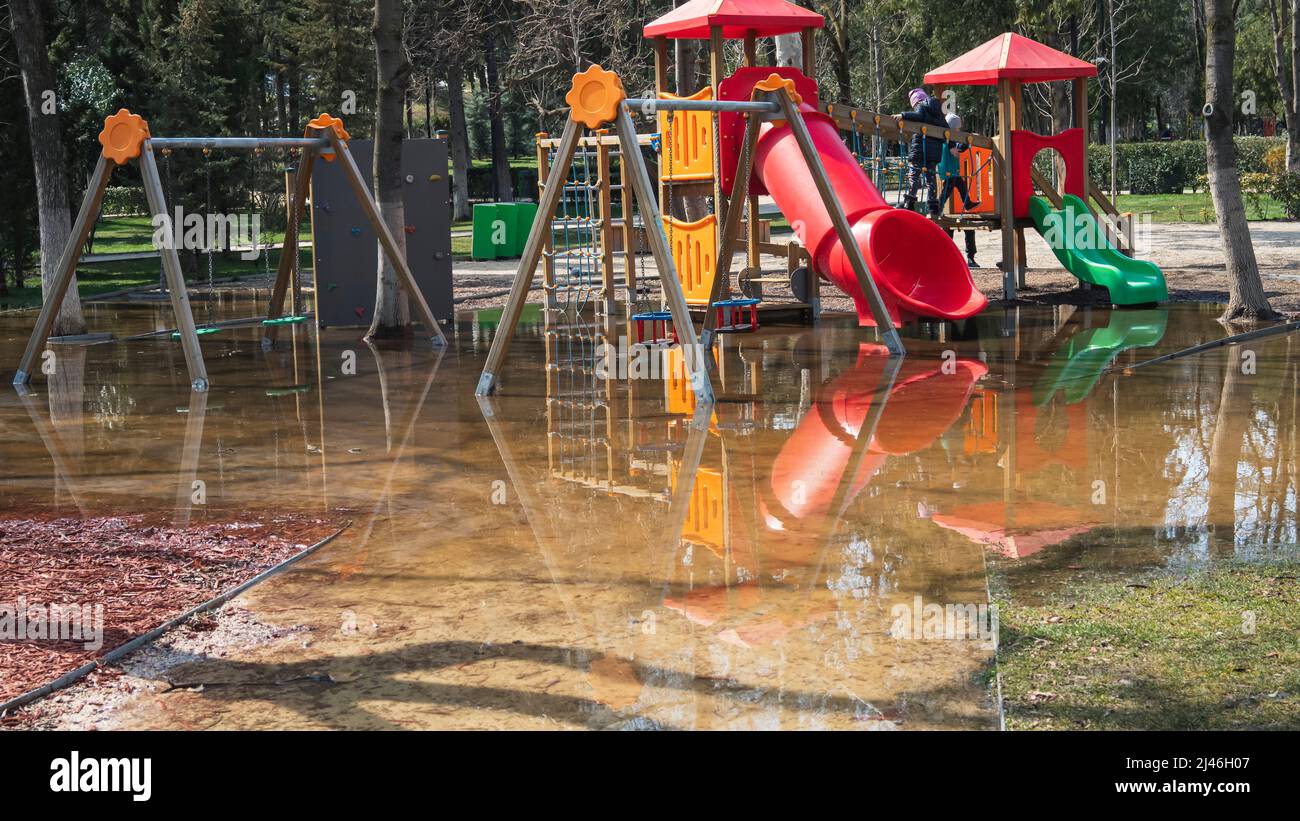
top-left (471, 203), bottom-right (505, 260)
top-left (511, 202), bottom-right (538, 256)
top-left (493, 202), bottom-right (517, 257)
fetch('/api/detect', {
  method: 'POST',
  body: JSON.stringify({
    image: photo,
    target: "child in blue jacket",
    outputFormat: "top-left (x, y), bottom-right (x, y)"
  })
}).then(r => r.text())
top-left (938, 113), bottom-right (980, 266)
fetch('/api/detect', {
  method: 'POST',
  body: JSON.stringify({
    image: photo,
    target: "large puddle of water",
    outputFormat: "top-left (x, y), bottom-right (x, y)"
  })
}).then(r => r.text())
top-left (0, 299), bottom-right (1295, 729)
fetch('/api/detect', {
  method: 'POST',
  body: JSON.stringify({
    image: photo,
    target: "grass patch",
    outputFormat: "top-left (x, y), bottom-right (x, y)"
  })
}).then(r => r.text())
top-left (1104, 192), bottom-right (1285, 223)
top-left (1, 247), bottom-right (312, 311)
top-left (86, 214), bottom-right (308, 256)
top-left (993, 563), bottom-right (1300, 730)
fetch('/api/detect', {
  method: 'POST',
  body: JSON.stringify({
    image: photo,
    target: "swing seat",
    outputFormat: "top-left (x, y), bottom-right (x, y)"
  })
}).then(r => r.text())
top-left (265, 385), bottom-right (313, 397)
top-left (171, 327), bottom-right (223, 340)
top-left (630, 310), bottom-right (677, 345)
top-left (261, 315), bottom-right (308, 326)
top-left (712, 298), bottom-right (760, 334)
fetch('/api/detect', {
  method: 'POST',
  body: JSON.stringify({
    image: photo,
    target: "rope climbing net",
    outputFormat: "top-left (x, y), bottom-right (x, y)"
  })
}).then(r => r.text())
top-left (547, 142), bottom-right (603, 316)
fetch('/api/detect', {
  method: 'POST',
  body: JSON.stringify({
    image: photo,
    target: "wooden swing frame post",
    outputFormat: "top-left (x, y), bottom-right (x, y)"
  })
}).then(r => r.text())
top-left (769, 84), bottom-right (905, 355)
top-left (13, 155), bottom-right (114, 390)
top-left (614, 103), bottom-right (715, 401)
top-left (140, 142), bottom-right (211, 390)
top-left (263, 134), bottom-right (321, 345)
top-left (477, 118), bottom-right (583, 397)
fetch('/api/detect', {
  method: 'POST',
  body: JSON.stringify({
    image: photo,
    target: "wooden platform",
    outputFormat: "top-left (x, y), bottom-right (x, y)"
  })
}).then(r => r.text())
top-left (686, 300), bottom-right (814, 325)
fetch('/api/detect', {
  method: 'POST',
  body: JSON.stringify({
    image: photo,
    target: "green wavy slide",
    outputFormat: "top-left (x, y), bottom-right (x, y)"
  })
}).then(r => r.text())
top-left (1028, 193), bottom-right (1168, 306)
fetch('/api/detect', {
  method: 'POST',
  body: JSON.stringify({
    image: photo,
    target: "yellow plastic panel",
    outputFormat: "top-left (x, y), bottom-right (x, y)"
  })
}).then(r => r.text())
top-left (662, 213), bottom-right (717, 305)
top-left (658, 87), bottom-right (715, 182)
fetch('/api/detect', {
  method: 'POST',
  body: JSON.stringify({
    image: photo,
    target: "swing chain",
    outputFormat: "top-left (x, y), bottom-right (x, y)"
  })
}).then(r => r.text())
top-left (203, 148), bottom-right (216, 326)
top-left (161, 149), bottom-right (174, 290)
top-left (664, 111), bottom-right (674, 311)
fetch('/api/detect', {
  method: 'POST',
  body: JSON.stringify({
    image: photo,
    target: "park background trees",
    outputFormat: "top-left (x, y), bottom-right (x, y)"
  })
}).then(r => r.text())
top-left (0, 0), bottom-right (1294, 323)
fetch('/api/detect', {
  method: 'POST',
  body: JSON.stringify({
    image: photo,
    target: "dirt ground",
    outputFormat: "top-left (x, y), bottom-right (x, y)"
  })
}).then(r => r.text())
top-left (2, 602), bottom-right (305, 730)
top-left (450, 219), bottom-right (1300, 318)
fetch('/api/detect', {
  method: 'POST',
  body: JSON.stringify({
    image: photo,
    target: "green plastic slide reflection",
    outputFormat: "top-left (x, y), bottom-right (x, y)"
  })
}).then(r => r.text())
top-left (1035, 307), bottom-right (1169, 405)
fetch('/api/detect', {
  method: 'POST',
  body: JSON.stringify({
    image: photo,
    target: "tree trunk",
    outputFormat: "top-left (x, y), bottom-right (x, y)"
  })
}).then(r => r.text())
top-left (1292, 0), bottom-right (1300, 171)
top-left (1265, 0), bottom-right (1300, 171)
top-left (1205, 0), bottom-right (1280, 322)
top-left (368, 0), bottom-right (412, 337)
top-left (832, 35), bottom-right (851, 104)
top-left (276, 69), bottom-right (288, 134)
top-left (405, 86), bottom-right (414, 138)
top-left (425, 76), bottom-right (434, 139)
top-left (1109, 0), bottom-right (1119, 199)
top-left (446, 65), bottom-right (472, 222)
top-left (870, 19), bottom-right (885, 111)
top-left (289, 66), bottom-right (302, 131)
top-left (674, 31), bottom-right (701, 93)
top-left (775, 33), bottom-right (802, 69)
top-left (1052, 74), bottom-right (1072, 183)
top-left (483, 32), bottom-right (513, 202)
top-left (8, 0), bottom-right (84, 335)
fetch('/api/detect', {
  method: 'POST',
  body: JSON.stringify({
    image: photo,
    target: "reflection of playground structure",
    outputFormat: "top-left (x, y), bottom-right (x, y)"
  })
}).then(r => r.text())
top-left (12, 327), bottom-right (442, 554)
top-left (14, 339), bottom-right (317, 525)
top-left (931, 306), bottom-right (1169, 559)
top-left (481, 314), bottom-right (998, 726)
top-left (668, 343), bottom-right (989, 649)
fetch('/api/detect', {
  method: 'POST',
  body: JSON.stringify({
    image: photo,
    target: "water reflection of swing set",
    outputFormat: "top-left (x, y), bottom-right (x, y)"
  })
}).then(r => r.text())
top-left (483, 327), bottom-right (998, 656)
top-left (14, 109), bottom-right (446, 394)
top-left (540, 307), bottom-right (764, 501)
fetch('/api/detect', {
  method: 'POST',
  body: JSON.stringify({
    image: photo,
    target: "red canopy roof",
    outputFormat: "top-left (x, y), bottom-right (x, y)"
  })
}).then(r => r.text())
top-left (643, 0), bottom-right (824, 40)
top-left (924, 32), bottom-right (1097, 85)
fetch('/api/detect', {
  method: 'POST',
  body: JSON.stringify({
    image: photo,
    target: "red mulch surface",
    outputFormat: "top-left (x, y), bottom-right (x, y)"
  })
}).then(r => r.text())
top-left (0, 513), bottom-right (342, 705)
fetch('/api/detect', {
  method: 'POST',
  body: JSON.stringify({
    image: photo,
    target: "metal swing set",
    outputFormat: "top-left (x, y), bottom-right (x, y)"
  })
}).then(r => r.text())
top-left (13, 109), bottom-right (446, 394)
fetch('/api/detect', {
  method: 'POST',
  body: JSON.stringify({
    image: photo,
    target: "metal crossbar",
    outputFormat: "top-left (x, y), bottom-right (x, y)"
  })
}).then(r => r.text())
top-left (147, 137), bottom-right (331, 150)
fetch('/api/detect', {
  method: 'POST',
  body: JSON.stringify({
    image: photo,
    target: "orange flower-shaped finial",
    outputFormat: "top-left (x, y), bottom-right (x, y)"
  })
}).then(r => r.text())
top-left (98, 109), bottom-right (150, 165)
top-left (565, 65), bottom-right (625, 130)
top-left (306, 113), bottom-right (351, 161)
top-left (752, 74), bottom-right (802, 106)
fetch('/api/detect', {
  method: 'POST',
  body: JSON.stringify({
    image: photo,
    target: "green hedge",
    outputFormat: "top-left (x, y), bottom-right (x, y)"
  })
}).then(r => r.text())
top-left (101, 186), bottom-right (149, 216)
top-left (1080, 137), bottom-right (1283, 194)
top-left (453, 166), bottom-right (539, 202)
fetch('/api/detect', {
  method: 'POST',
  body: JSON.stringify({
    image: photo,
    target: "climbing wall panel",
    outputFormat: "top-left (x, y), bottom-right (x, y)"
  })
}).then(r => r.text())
top-left (310, 138), bottom-right (452, 328)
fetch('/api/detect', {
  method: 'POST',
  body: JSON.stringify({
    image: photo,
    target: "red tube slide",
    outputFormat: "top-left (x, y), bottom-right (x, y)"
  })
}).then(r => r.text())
top-left (751, 101), bottom-right (988, 326)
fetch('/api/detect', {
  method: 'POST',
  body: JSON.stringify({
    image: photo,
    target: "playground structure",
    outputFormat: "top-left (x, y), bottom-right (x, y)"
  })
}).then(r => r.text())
top-left (477, 60), bottom-right (943, 401)
top-left (13, 109), bottom-right (446, 393)
top-left (537, 0), bottom-right (1168, 342)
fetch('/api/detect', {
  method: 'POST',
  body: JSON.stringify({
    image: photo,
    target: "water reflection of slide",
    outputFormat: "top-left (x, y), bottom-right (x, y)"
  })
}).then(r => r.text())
top-left (665, 344), bottom-right (987, 645)
top-left (1034, 308), bottom-right (1169, 405)
top-left (762, 344), bottom-right (988, 537)
top-left (931, 309), bottom-right (1168, 559)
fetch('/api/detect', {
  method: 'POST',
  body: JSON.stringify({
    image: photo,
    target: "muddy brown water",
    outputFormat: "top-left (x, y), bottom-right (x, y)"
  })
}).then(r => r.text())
top-left (0, 298), bottom-right (1296, 729)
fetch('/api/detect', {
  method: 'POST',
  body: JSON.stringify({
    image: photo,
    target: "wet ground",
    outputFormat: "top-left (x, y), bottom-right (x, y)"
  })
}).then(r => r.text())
top-left (1, 297), bottom-right (1296, 729)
